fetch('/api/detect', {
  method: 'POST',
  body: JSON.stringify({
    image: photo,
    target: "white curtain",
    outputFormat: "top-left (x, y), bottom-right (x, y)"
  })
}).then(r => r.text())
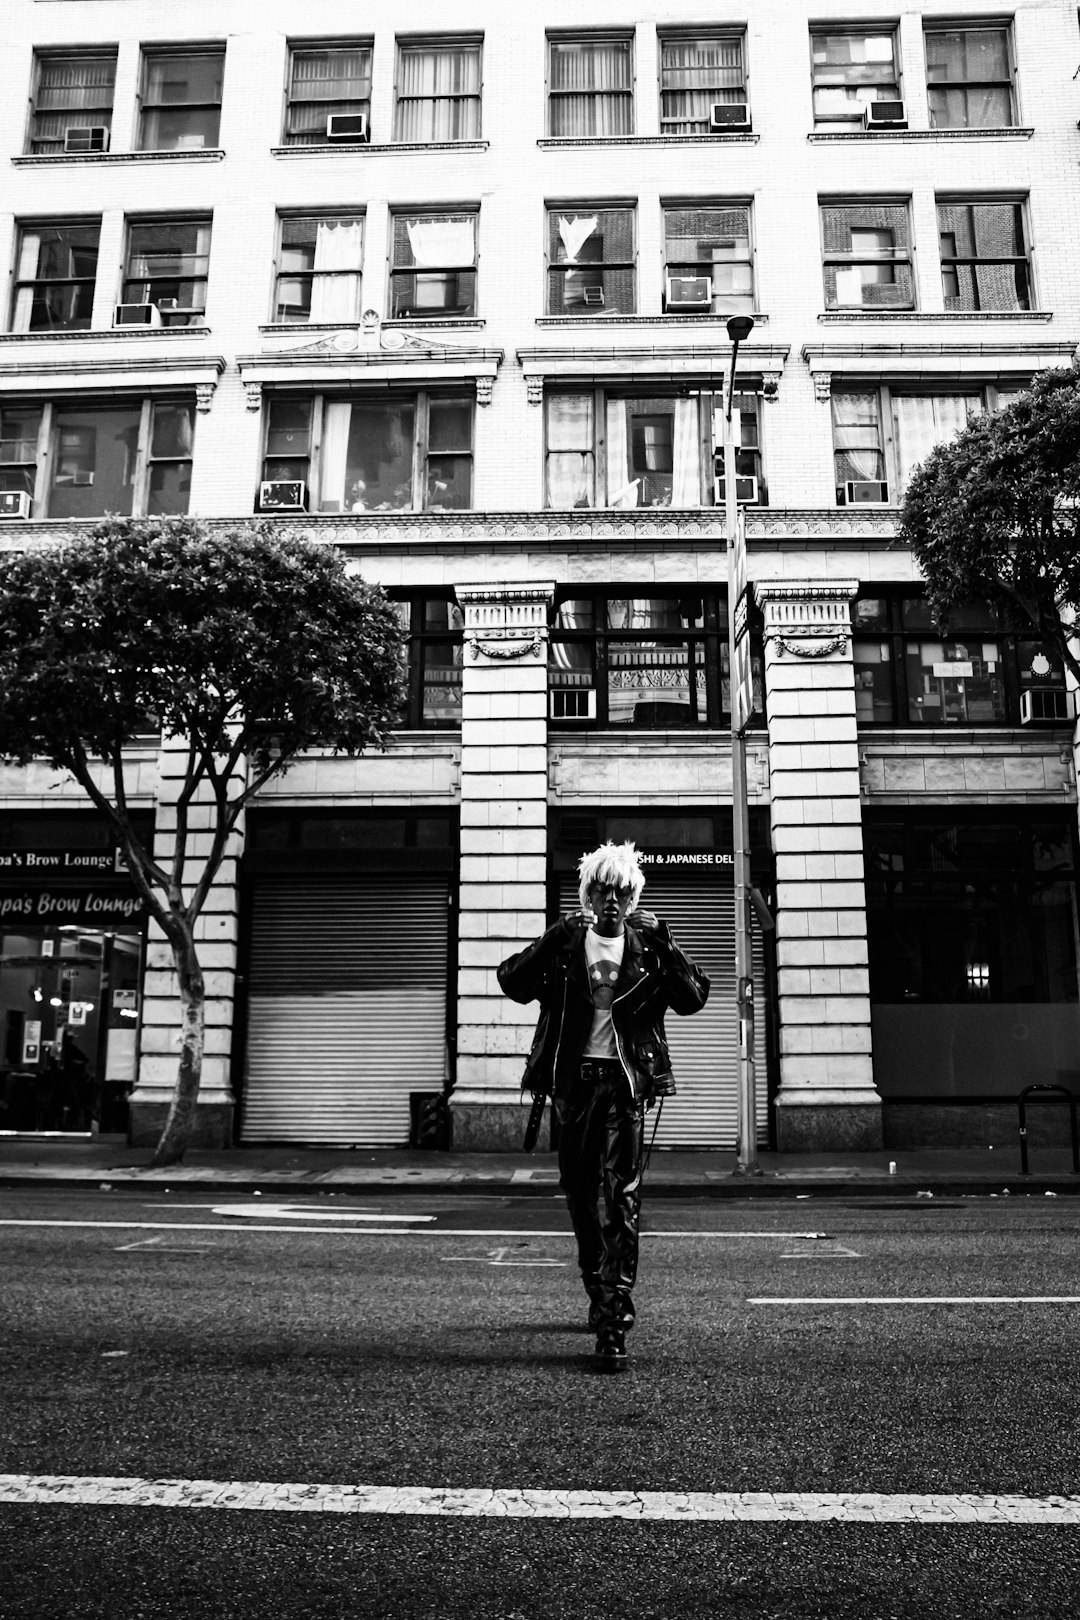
top-left (13, 233), bottom-right (40, 332)
top-left (406, 219), bottom-right (473, 267)
top-left (396, 46), bottom-right (480, 140)
top-left (558, 216), bottom-right (598, 264)
top-left (672, 399), bottom-right (699, 505)
top-left (605, 400), bottom-right (635, 505)
top-left (893, 395), bottom-right (978, 494)
top-left (320, 401), bottom-right (352, 510)
top-left (308, 221), bottom-right (362, 323)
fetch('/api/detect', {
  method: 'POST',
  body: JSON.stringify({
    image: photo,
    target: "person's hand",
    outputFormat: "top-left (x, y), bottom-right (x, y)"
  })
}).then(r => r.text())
top-left (562, 907), bottom-right (596, 933)
top-left (628, 908), bottom-right (659, 931)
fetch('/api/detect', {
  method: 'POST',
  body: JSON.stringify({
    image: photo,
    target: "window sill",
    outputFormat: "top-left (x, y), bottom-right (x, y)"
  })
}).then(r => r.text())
top-left (383, 318), bottom-right (485, 330)
top-left (258, 320), bottom-right (485, 335)
top-left (0, 326), bottom-right (210, 342)
top-left (535, 313), bottom-right (768, 327)
top-left (538, 133), bottom-right (759, 148)
top-left (819, 310), bottom-right (1052, 324)
top-left (12, 149), bottom-right (226, 166)
top-left (271, 140), bottom-right (489, 157)
top-left (808, 127), bottom-right (1032, 142)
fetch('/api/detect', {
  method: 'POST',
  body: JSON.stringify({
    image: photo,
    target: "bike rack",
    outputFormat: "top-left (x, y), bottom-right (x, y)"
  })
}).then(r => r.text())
top-left (1018, 1083), bottom-right (1080, 1175)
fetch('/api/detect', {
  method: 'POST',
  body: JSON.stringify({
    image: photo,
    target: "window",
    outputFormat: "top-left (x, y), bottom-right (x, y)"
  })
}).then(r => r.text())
top-left (545, 388), bottom-right (762, 509)
top-left (832, 383), bottom-right (1022, 504)
top-left (390, 212), bottom-right (477, 318)
top-left (851, 592), bottom-right (1066, 726)
top-left (283, 42), bottom-right (372, 145)
top-left (548, 34), bottom-right (633, 137)
top-left (0, 398), bottom-right (194, 519)
top-left (387, 594), bottom-right (464, 727)
top-left (138, 49), bottom-right (224, 151)
top-left (12, 222), bottom-right (99, 332)
top-left (261, 392), bottom-right (474, 512)
top-left (659, 33), bottom-right (746, 135)
top-left (28, 51), bottom-right (116, 154)
top-left (393, 38), bottom-right (482, 142)
top-left (925, 24), bottom-right (1015, 129)
top-left (663, 204), bottom-right (753, 314)
top-left (274, 216), bottom-right (363, 323)
top-left (810, 29), bottom-right (900, 127)
top-left (938, 199), bottom-right (1031, 312)
top-left (547, 207), bottom-right (635, 315)
top-left (821, 201), bottom-right (914, 310)
top-left (122, 219), bottom-right (211, 326)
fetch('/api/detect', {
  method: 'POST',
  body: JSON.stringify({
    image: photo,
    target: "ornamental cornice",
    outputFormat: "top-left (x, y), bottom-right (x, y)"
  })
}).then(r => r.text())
top-left (517, 342), bottom-right (789, 398)
top-left (0, 354), bottom-right (226, 391)
top-left (0, 327), bottom-right (208, 345)
top-left (239, 316), bottom-right (503, 392)
top-left (270, 140), bottom-right (489, 158)
top-left (756, 579), bottom-right (859, 660)
top-left (537, 134), bottom-right (759, 149)
top-left (456, 579), bottom-right (554, 662)
top-left (11, 149), bottom-right (226, 167)
top-left (802, 339), bottom-right (1079, 385)
top-left (756, 580), bottom-right (860, 605)
top-left (455, 582), bottom-right (556, 607)
top-left (807, 127), bottom-right (1032, 143)
top-left (817, 311), bottom-right (1053, 325)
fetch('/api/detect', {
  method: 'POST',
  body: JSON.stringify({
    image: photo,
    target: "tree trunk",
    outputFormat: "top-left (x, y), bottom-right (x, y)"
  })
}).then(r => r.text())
top-left (148, 925), bottom-right (206, 1168)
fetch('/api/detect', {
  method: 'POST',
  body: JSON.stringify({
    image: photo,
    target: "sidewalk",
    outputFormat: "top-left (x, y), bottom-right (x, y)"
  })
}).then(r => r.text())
top-left (0, 1136), bottom-right (1077, 1198)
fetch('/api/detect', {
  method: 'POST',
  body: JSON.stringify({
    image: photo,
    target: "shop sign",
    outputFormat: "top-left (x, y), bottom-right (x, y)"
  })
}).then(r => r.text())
top-left (0, 847), bottom-right (128, 875)
top-left (636, 848), bottom-right (733, 868)
top-left (0, 889), bottom-right (146, 925)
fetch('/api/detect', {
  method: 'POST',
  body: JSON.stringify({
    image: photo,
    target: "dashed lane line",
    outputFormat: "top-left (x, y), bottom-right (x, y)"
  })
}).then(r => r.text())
top-left (0, 1476), bottom-right (1078, 1524)
top-left (751, 1296), bottom-right (1080, 1306)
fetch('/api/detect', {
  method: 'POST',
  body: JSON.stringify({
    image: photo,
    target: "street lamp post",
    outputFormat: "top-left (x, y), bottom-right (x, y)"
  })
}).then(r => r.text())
top-left (721, 313), bottom-right (758, 1174)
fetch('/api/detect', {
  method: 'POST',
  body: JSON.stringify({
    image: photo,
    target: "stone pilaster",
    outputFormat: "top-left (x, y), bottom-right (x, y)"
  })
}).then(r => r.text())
top-left (755, 579), bottom-right (881, 1151)
top-left (126, 736), bottom-right (242, 1150)
top-left (450, 582), bottom-right (554, 1150)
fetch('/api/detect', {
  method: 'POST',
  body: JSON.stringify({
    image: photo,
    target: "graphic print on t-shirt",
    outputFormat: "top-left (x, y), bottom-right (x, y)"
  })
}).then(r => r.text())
top-left (583, 927), bottom-right (624, 1059)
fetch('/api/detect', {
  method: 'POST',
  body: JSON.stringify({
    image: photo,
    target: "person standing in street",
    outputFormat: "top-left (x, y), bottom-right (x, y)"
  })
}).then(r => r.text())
top-left (497, 841), bottom-right (710, 1371)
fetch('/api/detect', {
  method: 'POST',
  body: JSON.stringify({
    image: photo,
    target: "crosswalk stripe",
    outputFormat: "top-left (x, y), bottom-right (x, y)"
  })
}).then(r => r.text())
top-left (1, 1476), bottom-right (1078, 1524)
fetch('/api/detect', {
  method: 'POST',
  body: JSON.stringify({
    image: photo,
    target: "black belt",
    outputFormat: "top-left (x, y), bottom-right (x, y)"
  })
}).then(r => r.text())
top-left (580, 1058), bottom-right (623, 1079)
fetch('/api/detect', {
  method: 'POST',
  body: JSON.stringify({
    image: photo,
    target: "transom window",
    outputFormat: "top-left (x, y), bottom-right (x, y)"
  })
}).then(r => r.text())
top-left (12, 222), bottom-right (99, 332)
top-left (545, 389), bottom-right (762, 510)
top-left (810, 29), bottom-right (899, 127)
top-left (659, 33), bottom-right (746, 135)
top-left (261, 392), bottom-right (474, 513)
top-left (274, 216), bottom-right (363, 323)
top-left (138, 50), bottom-right (224, 152)
top-left (123, 219), bottom-right (211, 326)
top-left (663, 204), bottom-right (753, 315)
top-left (393, 38), bottom-right (482, 143)
top-left (925, 25), bottom-right (1015, 129)
top-left (547, 207), bottom-right (635, 315)
top-left (390, 212), bottom-right (478, 318)
top-left (28, 51), bottom-right (116, 154)
top-left (387, 593), bottom-right (464, 728)
top-left (832, 384), bottom-right (1023, 506)
top-left (938, 199), bottom-right (1031, 312)
top-left (821, 200), bottom-right (914, 310)
top-left (0, 398), bottom-right (194, 519)
top-left (548, 34), bottom-right (633, 137)
top-left (283, 43), bottom-right (372, 145)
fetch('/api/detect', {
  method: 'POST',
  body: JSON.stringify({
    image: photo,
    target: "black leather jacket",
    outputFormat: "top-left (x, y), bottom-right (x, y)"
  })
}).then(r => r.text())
top-left (497, 916), bottom-right (710, 1104)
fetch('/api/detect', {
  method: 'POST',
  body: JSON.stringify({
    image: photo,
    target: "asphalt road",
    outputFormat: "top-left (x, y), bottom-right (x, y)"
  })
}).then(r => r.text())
top-left (2, 1185), bottom-right (1080, 1619)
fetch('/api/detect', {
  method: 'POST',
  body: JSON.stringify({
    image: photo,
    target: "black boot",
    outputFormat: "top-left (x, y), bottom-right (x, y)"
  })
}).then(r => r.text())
top-left (593, 1327), bottom-right (628, 1372)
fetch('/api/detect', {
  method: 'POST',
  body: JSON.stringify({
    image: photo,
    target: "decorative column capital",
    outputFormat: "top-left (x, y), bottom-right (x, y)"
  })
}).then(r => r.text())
top-left (456, 581), bottom-right (555, 663)
top-left (755, 579), bottom-right (859, 659)
top-left (813, 372), bottom-right (832, 403)
top-left (195, 381), bottom-right (216, 414)
top-left (244, 380), bottom-right (262, 412)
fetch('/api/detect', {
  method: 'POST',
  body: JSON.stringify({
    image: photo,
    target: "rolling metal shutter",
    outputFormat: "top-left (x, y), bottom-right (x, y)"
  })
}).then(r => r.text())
top-left (241, 876), bottom-right (449, 1146)
top-left (557, 873), bottom-right (768, 1149)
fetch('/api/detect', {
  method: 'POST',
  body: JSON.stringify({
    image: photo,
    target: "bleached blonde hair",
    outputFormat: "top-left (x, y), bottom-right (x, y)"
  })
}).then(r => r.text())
top-left (577, 840), bottom-right (645, 911)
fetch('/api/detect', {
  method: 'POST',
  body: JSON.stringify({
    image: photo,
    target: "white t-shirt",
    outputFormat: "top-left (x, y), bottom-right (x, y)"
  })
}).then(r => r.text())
top-left (583, 927), bottom-right (625, 1059)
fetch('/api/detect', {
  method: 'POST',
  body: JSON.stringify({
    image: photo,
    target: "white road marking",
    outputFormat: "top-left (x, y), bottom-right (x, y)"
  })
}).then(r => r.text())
top-left (780, 1246), bottom-right (862, 1260)
top-left (113, 1236), bottom-right (215, 1253)
top-left (0, 1220), bottom-right (831, 1241)
top-left (1, 1475), bottom-right (1078, 1524)
top-left (441, 1247), bottom-right (567, 1267)
top-left (211, 1203), bottom-right (436, 1223)
top-left (751, 1296), bottom-right (1080, 1306)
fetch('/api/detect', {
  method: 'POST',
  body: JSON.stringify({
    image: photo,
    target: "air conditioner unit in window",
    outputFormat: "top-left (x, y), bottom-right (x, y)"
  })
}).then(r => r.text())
top-left (582, 286), bottom-right (605, 308)
top-left (326, 113), bottom-right (369, 143)
top-left (63, 125), bottom-right (110, 154)
top-left (258, 480), bottom-right (307, 513)
top-left (114, 303), bottom-right (162, 328)
top-left (666, 274), bottom-right (711, 310)
top-left (710, 102), bottom-right (751, 130)
top-left (864, 100), bottom-right (907, 129)
top-left (714, 474), bottom-right (759, 505)
top-left (0, 491), bottom-right (31, 519)
top-left (1021, 688), bottom-right (1075, 724)
top-left (845, 479), bottom-right (889, 504)
top-left (550, 688), bottom-right (597, 721)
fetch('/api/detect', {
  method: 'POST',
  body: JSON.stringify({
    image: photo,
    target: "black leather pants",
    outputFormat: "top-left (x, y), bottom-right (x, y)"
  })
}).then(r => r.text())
top-left (557, 1061), bottom-right (645, 1332)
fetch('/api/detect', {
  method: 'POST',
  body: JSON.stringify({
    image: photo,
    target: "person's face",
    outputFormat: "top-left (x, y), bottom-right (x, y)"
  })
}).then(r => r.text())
top-left (587, 880), bottom-right (635, 937)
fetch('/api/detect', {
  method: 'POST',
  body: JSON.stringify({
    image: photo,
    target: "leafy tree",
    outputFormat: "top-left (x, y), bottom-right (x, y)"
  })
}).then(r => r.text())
top-left (0, 517), bottom-right (405, 1165)
top-left (899, 367), bottom-right (1080, 683)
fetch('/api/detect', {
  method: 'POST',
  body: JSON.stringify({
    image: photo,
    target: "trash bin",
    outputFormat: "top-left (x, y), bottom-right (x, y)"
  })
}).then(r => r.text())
top-left (409, 1091), bottom-right (450, 1150)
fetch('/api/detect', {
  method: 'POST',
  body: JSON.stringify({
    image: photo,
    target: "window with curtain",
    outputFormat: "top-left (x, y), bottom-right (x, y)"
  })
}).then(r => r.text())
top-left (663, 204), bottom-right (753, 313)
top-left (938, 199), bottom-right (1031, 312)
top-left (544, 389), bottom-right (763, 509)
top-left (925, 26), bottom-right (1015, 129)
top-left (393, 39), bottom-right (482, 142)
top-left (12, 223), bottom-right (100, 332)
top-left (29, 52), bottom-right (116, 153)
top-left (138, 51), bottom-right (224, 151)
top-left (283, 45), bottom-right (373, 144)
top-left (550, 593), bottom-right (723, 727)
top-left (390, 213), bottom-right (478, 317)
top-left (0, 398), bottom-right (193, 519)
top-left (821, 201), bottom-right (914, 309)
top-left (123, 219), bottom-right (212, 325)
top-left (261, 392), bottom-right (473, 513)
top-left (547, 207), bottom-right (635, 314)
top-left (386, 594), bottom-right (465, 727)
top-left (832, 385), bottom-right (1019, 504)
top-left (810, 30), bottom-right (899, 126)
top-left (274, 216), bottom-right (364, 323)
top-left (548, 35), bottom-right (633, 136)
top-left (659, 34), bottom-right (745, 134)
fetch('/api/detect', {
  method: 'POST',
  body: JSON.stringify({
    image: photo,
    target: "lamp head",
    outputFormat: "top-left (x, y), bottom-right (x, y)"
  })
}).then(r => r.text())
top-left (726, 315), bottom-right (755, 344)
